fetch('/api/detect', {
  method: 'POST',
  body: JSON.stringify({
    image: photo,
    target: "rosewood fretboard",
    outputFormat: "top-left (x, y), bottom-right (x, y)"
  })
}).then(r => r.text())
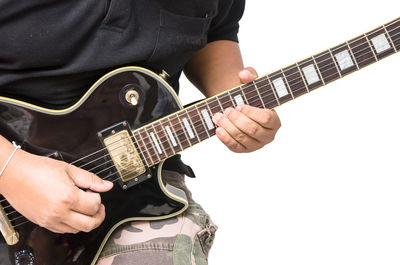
top-left (134, 17), bottom-right (400, 167)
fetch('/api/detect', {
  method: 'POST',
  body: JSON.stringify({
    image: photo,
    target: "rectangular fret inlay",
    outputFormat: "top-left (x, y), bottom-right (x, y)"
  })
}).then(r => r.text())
top-left (334, 50), bottom-right (354, 70)
top-left (371, 33), bottom-right (391, 53)
top-left (272, 77), bottom-right (289, 98)
top-left (234, 95), bottom-right (244, 106)
top-left (201, 109), bottom-right (214, 130)
top-left (302, 64), bottom-right (320, 85)
top-left (150, 132), bottom-right (162, 154)
top-left (182, 118), bottom-right (195, 139)
top-left (165, 126), bottom-right (177, 147)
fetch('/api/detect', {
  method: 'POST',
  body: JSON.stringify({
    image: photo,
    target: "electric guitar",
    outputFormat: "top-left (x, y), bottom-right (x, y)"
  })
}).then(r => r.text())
top-left (0, 16), bottom-right (399, 265)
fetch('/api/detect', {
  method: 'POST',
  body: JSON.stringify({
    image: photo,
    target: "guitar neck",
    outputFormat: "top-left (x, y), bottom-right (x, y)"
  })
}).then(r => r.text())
top-left (134, 17), bottom-right (400, 167)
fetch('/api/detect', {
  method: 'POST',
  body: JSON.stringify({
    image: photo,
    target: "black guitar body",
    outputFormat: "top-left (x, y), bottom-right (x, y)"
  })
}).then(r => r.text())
top-left (0, 67), bottom-right (188, 265)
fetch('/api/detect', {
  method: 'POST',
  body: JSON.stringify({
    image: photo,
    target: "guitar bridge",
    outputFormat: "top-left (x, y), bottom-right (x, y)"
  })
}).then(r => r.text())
top-left (98, 122), bottom-right (149, 188)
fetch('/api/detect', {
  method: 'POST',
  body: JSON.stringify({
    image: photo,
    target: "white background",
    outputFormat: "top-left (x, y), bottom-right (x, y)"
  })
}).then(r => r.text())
top-left (179, 1), bottom-right (400, 265)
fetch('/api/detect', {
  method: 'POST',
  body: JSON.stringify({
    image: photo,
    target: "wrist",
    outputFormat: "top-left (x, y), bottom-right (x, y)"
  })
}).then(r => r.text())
top-left (0, 140), bottom-right (22, 194)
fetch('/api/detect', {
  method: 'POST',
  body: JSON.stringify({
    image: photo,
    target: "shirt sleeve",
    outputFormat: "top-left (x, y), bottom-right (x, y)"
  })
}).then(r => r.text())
top-left (207, 0), bottom-right (245, 43)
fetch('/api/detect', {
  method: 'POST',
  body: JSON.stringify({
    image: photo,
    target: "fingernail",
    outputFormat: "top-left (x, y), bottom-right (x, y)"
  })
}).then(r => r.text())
top-left (103, 180), bottom-right (113, 188)
top-left (216, 127), bottom-right (224, 136)
top-left (213, 112), bottom-right (222, 123)
top-left (224, 108), bottom-right (233, 116)
top-left (236, 105), bottom-right (243, 111)
top-left (243, 69), bottom-right (252, 76)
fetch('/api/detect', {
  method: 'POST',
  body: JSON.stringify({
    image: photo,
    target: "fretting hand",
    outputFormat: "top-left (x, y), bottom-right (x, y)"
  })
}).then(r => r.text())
top-left (213, 68), bottom-right (281, 153)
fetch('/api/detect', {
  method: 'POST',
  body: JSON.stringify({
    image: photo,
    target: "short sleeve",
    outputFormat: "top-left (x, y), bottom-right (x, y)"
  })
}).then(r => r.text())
top-left (207, 0), bottom-right (245, 43)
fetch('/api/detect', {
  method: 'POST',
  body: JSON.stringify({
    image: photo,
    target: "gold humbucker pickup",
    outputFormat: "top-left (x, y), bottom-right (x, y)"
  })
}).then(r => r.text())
top-left (103, 130), bottom-right (146, 182)
top-left (98, 122), bottom-right (150, 188)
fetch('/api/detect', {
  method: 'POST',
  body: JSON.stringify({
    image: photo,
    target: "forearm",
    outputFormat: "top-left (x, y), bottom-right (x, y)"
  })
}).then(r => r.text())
top-left (184, 40), bottom-right (244, 97)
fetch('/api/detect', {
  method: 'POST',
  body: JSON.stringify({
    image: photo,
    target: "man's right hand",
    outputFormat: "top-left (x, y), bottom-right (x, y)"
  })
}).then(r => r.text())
top-left (0, 146), bottom-right (113, 234)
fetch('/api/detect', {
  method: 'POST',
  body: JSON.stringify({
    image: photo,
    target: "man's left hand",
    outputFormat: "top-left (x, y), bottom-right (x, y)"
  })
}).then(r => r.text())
top-left (212, 67), bottom-right (281, 153)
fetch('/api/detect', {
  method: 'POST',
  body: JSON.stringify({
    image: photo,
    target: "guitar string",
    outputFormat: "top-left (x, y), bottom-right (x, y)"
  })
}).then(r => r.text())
top-left (0, 22), bottom-right (397, 227)
top-left (116, 27), bottom-right (400, 152)
top-left (110, 40), bottom-right (399, 162)
top-left (2, 42), bottom-right (394, 218)
top-left (2, 23), bottom-right (400, 219)
top-left (2, 37), bottom-right (399, 212)
top-left (67, 23), bottom-right (400, 168)
top-left (93, 45), bottom-right (400, 184)
top-left (3, 38), bottom-right (399, 206)
top-left (68, 25), bottom-right (400, 173)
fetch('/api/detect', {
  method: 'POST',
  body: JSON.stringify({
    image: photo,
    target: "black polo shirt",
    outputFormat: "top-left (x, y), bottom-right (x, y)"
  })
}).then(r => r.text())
top-left (0, 0), bottom-right (245, 108)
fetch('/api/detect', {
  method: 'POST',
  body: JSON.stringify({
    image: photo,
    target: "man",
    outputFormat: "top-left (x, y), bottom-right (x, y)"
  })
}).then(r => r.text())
top-left (0, 0), bottom-right (280, 264)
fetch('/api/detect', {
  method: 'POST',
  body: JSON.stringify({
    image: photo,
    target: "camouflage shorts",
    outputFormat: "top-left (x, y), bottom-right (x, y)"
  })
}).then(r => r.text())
top-left (96, 170), bottom-right (217, 265)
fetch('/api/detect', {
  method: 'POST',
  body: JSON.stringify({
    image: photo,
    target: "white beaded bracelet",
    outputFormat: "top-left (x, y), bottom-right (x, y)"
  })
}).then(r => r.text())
top-left (0, 141), bottom-right (21, 177)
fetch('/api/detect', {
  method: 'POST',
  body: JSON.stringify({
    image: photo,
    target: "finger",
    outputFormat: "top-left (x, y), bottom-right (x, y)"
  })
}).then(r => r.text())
top-left (67, 204), bottom-right (106, 232)
top-left (238, 67), bottom-right (258, 83)
top-left (70, 187), bottom-right (102, 216)
top-left (215, 127), bottom-right (246, 153)
top-left (67, 165), bottom-right (113, 192)
top-left (236, 105), bottom-right (281, 129)
top-left (224, 106), bottom-right (271, 143)
top-left (213, 110), bottom-right (260, 149)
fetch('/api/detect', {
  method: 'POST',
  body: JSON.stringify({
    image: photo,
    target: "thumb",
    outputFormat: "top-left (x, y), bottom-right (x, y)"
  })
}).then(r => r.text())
top-left (68, 165), bottom-right (113, 192)
top-left (238, 67), bottom-right (258, 84)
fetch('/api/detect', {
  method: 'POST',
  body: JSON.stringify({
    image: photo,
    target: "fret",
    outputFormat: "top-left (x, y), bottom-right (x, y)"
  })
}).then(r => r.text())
top-left (261, 76), bottom-right (281, 108)
top-left (151, 124), bottom-right (166, 157)
top-left (139, 128), bottom-right (158, 165)
top-left (145, 129), bottom-right (161, 162)
top-left (346, 41), bottom-right (359, 70)
top-left (268, 71), bottom-right (292, 104)
top-left (166, 116), bottom-right (183, 152)
top-left (229, 86), bottom-right (246, 107)
top-left (134, 130), bottom-right (153, 166)
top-left (160, 122), bottom-right (175, 154)
top-left (195, 105), bottom-right (211, 139)
top-left (383, 25), bottom-right (397, 52)
top-left (312, 56), bottom-right (326, 85)
top-left (298, 57), bottom-right (324, 91)
top-left (215, 96), bottom-right (224, 111)
top-left (366, 26), bottom-right (396, 60)
top-left (227, 91), bottom-right (236, 108)
top-left (187, 105), bottom-right (209, 141)
top-left (364, 33), bottom-right (379, 62)
top-left (206, 97), bottom-right (223, 116)
top-left (295, 63), bottom-right (310, 93)
top-left (177, 117), bottom-right (192, 146)
top-left (150, 132), bottom-right (162, 155)
top-left (239, 85), bottom-right (250, 104)
top-left (385, 18), bottom-right (400, 51)
top-left (169, 114), bottom-right (191, 150)
top-left (280, 69), bottom-right (295, 98)
top-left (331, 43), bottom-right (358, 76)
top-left (248, 80), bottom-right (266, 108)
top-left (178, 111), bottom-right (199, 146)
top-left (153, 122), bottom-right (174, 158)
top-left (217, 92), bottom-right (234, 110)
top-left (196, 101), bottom-right (215, 135)
top-left (283, 64), bottom-right (308, 97)
top-left (349, 35), bottom-right (377, 68)
top-left (328, 49), bottom-right (342, 78)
